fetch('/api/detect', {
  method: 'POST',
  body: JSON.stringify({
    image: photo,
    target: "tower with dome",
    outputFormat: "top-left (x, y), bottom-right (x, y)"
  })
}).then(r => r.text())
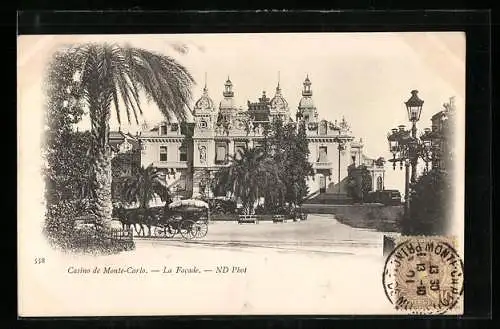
top-left (138, 74), bottom-right (385, 199)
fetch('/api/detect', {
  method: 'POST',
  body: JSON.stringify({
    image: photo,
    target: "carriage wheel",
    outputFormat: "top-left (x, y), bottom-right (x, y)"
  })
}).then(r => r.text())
top-left (192, 220), bottom-right (208, 239)
top-left (179, 220), bottom-right (196, 240)
top-left (153, 226), bottom-right (167, 238)
top-left (164, 223), bottom-right (177, 238)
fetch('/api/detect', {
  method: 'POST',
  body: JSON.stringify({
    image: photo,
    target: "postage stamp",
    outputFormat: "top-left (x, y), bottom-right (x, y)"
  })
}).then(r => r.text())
top-left (382, 236), bottom-right (464, 314)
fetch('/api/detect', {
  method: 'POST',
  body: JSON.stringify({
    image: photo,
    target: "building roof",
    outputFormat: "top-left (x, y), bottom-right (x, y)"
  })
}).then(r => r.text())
top-left (431, 110), bottom-right (446, 121)
top-left (219, 97), bottom-right (235, 110)
top-left (362, 154), bottom-right (385, 167)
top-left (270, 83), bottom-right (289, 112)
top-left (109, 131), bottom-right (140, 152)
top-left (194, 83), bottom-right (215, 112)
top-left (195, 93), bottom-right (214, 112)
top-left (109, 131), bottom-right (124, 140)
top-left (299, 97), bottom-right (315, 109)
top-left (298, 75), bottom-right (315, 109)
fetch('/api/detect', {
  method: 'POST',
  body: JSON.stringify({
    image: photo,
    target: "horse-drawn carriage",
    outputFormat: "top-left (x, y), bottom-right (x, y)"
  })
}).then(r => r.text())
top-left (153, 199), bottom-right (209, 240)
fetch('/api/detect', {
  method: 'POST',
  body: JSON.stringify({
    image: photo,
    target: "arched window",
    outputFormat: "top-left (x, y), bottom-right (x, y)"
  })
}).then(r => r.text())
top-left (318, 146), bottom-right (328, 162)
top-left (377, 176), bottom-right (383, 191)
top-left (319, 121), bottom-right (328, 135)
top-left (160, 125), bottom-right (167, 135)
top-left (319, 174), bottom-right (326, 193)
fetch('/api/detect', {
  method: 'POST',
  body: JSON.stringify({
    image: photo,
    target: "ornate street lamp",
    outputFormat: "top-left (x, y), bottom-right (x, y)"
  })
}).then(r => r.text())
top-left (405, 90), bottom-right (424, 127)
top-left (420, 127), bottom-right (433, 173)
top-left (387, 90), bottom-right (434, 234)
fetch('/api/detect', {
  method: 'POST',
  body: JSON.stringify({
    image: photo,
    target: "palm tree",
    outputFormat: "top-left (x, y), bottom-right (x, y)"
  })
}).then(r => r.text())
top-left (48, 43), bottom-right (194, 225)
top-left (214, 148), bottom-right (284, 215)
top-left (121, 164), bottom-right (172, 236)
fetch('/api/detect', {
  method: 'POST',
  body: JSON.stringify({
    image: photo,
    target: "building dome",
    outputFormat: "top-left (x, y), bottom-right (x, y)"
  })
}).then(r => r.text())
top-left (220, 75), bottom-right (236, 110)
top-left (270, 83), bottom-right (289, 111)
top-left (298, 74), bottom-right (315, 109)
top-left (219, 98), bottom-right (235, 109)
top-left (194, 85), bottom-right (214, 112)
top-left (299, 96), bottom-right (315, 109)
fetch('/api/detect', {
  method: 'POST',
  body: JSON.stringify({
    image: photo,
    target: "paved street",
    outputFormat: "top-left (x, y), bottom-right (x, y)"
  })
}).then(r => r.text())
top-left (125, 214), bottom-right (395, 314)
top-left (135, 214), bottom-right (388, 257)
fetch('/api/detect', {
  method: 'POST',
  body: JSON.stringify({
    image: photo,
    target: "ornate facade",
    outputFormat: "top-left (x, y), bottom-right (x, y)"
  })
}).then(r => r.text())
top-left (429, 96), bottom-right (456, 171)
top-left (139, 76), bottom-right (385, 198)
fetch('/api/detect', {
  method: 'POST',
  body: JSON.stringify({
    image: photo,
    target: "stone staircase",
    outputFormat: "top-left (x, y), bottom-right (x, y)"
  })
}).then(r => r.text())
top-left (304, 192), bottom-right (354, 205)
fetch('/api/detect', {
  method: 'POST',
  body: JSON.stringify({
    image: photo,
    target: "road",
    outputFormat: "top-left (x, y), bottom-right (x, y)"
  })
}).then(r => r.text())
top-left (135, 214), bottom-right (389, 257)
top-left (49, 214), bottom-right (398, 315)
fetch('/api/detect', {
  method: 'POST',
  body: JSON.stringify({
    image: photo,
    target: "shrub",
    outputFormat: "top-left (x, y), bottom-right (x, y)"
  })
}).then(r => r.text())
top-left (254, 204), bottom-right (290, 216)
top-left (44, 200), bottom-right (134, 255)
top-left (208, 199), bottom-right (237, 215)
top-left (402, 169), bottom-right (451, 235)
top-left (346, 164), bottom-right (373, 203)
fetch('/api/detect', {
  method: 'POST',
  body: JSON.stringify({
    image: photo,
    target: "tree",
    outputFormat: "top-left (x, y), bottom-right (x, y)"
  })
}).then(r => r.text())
top-left (403, 169), bottom-right (451, 235)
top-left (262, 118), bottom-right (314, 211)
top-left (285, 121), bottom-right (314, 208)
top-left (111, 150), bottom-right (141, 200)
top-left (213, 148), bottom-right (284, 215)
top-left (46, 43), bottom-right (194, 225)
top-left (43, 50), bottom-right (88, 205)
top-left (120, 165), bottom-right (172, 236)
top-left (404, 100), bottom-right (456, 235)
top-left (346, 164), bottom-right (373, 203)
top-left (44, 131), bottom-right (96, 203)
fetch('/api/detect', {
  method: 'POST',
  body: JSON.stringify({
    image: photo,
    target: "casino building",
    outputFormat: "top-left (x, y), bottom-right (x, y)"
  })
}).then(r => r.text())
top-left (138, 75), bottom-right (385, 199)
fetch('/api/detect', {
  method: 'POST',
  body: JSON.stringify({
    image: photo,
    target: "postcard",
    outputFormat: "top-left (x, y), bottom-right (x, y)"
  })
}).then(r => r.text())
top-left (17, 32), bottom-right (465, 316)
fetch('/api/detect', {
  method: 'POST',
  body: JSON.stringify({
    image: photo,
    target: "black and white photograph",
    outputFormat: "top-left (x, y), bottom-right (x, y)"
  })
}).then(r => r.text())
top-left (17, 31), bottom-right (465, 316)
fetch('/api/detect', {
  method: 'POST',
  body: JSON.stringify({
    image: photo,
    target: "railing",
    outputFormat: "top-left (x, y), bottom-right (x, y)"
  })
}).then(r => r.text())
top-left (238, 215), bottom-right (259, 224)
top-left (272, 215), bottom-right (286, 223)
top-left (214, 160), bottom-right (230, 166)
top-left (75, 226), bottom-right (134, 251)
top-left (153, 161), bottom-right (188, 168)
top-left (313, 161), bottom-right (332, 169)
top-left (105, 227), bottom-right (134, 241)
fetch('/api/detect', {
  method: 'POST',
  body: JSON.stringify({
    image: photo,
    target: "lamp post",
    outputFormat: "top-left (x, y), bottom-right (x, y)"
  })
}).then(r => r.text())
top-left (387, 90), bottom-right (433, 234)
top-left (405, 90), bottom-right (424, 185)
top-left (337, 141), bottom-right (346, 194)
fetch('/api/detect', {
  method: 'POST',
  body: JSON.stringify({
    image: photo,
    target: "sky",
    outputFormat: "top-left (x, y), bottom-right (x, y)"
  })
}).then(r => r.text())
top-left (17, 32), bottom-right (465, 196)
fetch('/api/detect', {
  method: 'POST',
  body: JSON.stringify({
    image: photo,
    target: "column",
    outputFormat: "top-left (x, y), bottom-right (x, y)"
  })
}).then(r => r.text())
top-left (339, 140), bottom-right (350, 184)
top-left (372, 168), bottom-right (376, 192)
top-left (228, 139), bottom-right (235, 158)
top-left (191, 169), bottom-right (202, 198)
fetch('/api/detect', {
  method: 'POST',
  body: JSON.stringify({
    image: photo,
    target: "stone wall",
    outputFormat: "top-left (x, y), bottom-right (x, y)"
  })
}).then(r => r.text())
top-left (301, 204), bottom-right (404, 232)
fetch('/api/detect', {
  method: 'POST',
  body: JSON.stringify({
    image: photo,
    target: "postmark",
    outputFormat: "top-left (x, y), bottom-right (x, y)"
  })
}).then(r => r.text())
top-left (382, 236), bottom-right (464, 314)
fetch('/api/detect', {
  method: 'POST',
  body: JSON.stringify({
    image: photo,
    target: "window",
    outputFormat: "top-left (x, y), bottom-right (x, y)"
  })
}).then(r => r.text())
top-left (160, 125), bottom-right (167, 135)
top-left (234, 142), bottom-right (247, 160)
top-left (319, 121), bottom-right (328, 135)
top-left (377, 176), bottom-right (383, 191)
top-left (319, 175), bottom-right (326, 193)
top-left (318, 146), bottom-right (328, 162)
top-left (215, 143), bottom-right (227, 164)
top-left (160, 146), bottom-right (168, 162)
top-left (179, 146), bottom-right (187, 162)
top-left (178, 174), bottom-right (186, 190)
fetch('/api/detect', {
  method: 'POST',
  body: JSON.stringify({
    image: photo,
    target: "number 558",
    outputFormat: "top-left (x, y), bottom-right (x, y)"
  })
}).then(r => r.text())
top-left (34, 257), bottom-right (45, 264)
